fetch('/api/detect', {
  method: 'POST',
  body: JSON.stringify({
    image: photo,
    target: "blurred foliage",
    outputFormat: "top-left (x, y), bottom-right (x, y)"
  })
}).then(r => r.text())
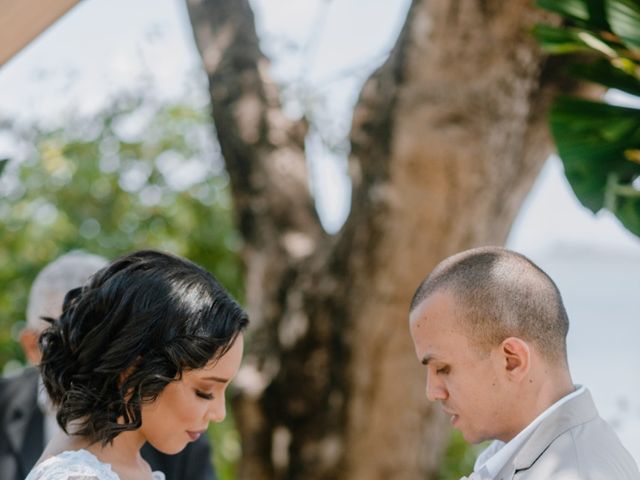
top-left (534, 0), bottom-right (640, 236)
top-left (0, 94), bottom-right (243, 478)
top-left (437, 430), bottom-right (487, 480)
top-left (210, 409), bottom-right (242, 480)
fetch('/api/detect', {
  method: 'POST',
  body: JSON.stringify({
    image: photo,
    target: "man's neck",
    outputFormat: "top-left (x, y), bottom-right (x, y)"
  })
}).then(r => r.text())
top-left (505, 368), bottom-right (575, 442)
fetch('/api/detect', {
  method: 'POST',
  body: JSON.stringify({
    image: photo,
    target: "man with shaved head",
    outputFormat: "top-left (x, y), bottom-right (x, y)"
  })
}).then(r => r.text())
top-left (409, 246), bottom-right (639, 479)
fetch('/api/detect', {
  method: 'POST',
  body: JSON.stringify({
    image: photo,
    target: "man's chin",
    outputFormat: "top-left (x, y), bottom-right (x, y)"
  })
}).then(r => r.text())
top-left (459, 429), bottom-right (485, 445)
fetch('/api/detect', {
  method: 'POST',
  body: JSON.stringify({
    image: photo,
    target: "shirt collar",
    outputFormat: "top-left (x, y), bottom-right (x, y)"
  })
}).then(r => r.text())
top-left (473, 385), bottom-right (586, 478)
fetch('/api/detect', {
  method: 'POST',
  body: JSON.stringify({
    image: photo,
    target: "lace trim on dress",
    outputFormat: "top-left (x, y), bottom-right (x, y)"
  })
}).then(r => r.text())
top-left (25, 448), bottom-right (166, 480)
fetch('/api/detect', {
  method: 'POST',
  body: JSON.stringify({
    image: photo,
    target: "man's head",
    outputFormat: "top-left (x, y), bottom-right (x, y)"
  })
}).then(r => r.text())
top-left (20, 251), bottom-right (107, 365)
top-left (409, 246), bottom-right (572, 444)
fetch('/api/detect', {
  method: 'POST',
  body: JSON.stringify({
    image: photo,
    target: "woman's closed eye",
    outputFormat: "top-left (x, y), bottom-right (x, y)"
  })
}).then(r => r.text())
top-left (195, 389), bottom-right (214, 400)
top-left (436, 366), bottom-right (450, 375)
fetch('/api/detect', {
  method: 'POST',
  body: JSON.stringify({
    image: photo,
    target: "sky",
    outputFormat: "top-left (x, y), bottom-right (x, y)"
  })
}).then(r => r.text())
top-left (1, 0), bottom-right (639, 463)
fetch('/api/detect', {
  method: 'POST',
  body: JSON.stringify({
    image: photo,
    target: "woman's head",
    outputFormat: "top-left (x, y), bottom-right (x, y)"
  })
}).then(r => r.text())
top-left (39, 250), bottom-right (248, 447)
top-left (138, 331), bottom-right (244, 453)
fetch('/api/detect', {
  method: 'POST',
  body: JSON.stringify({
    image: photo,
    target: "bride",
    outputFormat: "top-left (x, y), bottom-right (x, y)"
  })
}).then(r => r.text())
top-left (26, 250), bottom-right (248, 480)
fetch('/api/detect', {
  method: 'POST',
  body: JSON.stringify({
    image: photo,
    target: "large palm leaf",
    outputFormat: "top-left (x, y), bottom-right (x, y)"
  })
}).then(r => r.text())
top-left (535, 0), bottom-right (640, 236)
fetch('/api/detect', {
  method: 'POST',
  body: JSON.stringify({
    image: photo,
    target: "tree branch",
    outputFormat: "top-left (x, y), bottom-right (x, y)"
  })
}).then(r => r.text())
top-left (184, 0), bottom-right (323, 251)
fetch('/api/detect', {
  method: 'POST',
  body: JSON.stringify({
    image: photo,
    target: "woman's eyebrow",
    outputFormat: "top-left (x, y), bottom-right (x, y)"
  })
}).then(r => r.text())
top-left (200, 375), bottom-right (229, 383)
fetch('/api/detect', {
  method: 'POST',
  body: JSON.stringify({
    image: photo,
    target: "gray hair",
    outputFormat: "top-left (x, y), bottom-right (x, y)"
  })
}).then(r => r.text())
top-left (26, 251), bottom-right (108, 332)
top-left (410, 246), bottom-right (569, 363)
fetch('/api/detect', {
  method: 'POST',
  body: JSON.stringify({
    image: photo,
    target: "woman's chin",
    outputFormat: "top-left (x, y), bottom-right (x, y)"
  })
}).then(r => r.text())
top-left (148, 440), bottom-right (187, 456)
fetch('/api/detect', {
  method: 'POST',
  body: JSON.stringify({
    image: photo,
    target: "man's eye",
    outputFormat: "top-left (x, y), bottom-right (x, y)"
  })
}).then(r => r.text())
top-left (436, 366), bottom-right (449, 375)
top-left (195, 390), bottom-right (214, 400)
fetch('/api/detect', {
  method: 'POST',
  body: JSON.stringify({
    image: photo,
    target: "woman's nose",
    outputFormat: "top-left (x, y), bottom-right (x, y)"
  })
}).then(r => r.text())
top-left (208, 397), bottom-right (226, 423)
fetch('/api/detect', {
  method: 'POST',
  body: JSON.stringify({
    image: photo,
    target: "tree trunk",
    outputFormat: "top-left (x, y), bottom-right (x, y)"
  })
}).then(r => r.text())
top-left (184, 0), bottom-right (564, 478)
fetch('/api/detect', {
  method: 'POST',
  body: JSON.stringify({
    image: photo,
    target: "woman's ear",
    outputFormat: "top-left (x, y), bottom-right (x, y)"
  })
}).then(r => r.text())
top-left (500, 337), bottom-right (530, 382)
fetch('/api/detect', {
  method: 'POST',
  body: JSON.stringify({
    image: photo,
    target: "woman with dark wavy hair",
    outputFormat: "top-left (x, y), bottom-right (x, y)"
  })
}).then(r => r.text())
top-left (26, 250), bottom-right (248, 480)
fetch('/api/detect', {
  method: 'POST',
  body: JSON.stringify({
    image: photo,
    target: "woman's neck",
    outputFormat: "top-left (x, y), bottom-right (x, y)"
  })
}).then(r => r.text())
top-left (88, 430), bottom-right (146, 466)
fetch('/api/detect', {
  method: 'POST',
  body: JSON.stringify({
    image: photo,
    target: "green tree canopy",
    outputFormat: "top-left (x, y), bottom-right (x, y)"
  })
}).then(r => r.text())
top-left (0, 94), bottom-right (245, 477)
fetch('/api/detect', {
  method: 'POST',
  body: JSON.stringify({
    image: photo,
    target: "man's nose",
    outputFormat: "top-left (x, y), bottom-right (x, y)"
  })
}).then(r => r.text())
top-left (425, 370), bottom-right (448, 402)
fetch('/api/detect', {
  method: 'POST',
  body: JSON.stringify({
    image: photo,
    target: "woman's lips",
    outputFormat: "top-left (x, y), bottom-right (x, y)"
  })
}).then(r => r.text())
top-left (187, 430), bottom-right (205, 441)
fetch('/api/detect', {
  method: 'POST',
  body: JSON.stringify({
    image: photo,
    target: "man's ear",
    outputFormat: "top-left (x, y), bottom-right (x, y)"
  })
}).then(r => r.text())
top-left (500, 337), bottom-right (530, 381)
top-left (19, 329), bottom-right (42, 365)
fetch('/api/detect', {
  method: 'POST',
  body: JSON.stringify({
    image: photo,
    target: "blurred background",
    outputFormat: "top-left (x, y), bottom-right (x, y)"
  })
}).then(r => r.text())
top-left (1, 1), bottom-right (638, 479)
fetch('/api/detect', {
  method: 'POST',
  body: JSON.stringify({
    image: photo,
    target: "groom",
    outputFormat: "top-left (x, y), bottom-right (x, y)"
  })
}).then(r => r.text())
top-left (409, 246), bottom-right (640, 479)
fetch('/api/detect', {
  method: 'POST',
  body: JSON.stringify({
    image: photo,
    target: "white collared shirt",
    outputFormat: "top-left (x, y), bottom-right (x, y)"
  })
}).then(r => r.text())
top-left (472, 385), bottom-right (586, 479)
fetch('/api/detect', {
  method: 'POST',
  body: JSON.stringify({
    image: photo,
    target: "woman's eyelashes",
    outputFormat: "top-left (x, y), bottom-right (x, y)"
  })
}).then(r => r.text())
top-left (195, 389), bottom-right (214, 400)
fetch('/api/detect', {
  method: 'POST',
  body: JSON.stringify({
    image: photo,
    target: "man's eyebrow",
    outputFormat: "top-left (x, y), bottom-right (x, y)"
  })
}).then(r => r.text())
top-left (421, 355), bottom-right (433, 366)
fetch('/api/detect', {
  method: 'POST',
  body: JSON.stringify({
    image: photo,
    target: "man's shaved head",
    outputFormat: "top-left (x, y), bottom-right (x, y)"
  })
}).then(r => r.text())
top-left (410, 246), bottom-right (569, 362)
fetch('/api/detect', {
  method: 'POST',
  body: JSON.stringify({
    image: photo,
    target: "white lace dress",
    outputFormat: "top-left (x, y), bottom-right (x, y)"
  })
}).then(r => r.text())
top-left (25, 449), bottom-right (166, 480)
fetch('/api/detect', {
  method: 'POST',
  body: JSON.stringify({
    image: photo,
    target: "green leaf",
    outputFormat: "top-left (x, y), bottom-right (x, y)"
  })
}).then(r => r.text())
top-left (605, 173), bottom-right (640, 235)
top-left (615, 194), bottom-right (640, 235)
top-left (606, 0), bottom-right (640, 51)
top-left (550, 96), bottom-right (640, 212)
top-left (538, 0), bottom-right (589, 19)
top-left (533, 24), bottom-right (600, 54)
top-left (537, 0), bottom-right (610, 29)
top-left (534, 24), bottom-right (625, 57)
top-left (569, 59), bottom-right (640, 95)
top-left (537, 0), bottom-right (590, 21)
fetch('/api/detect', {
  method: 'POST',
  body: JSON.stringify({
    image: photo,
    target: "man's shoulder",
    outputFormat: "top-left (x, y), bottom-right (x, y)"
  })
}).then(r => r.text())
top-left (562, 416), bottom-right (637, 471)
top-left (0, 366), bottom-right (38, 404)
top-left (521, 415), bottom-right (640, 479)
top-left (503, 389), bottom-right (640, 479)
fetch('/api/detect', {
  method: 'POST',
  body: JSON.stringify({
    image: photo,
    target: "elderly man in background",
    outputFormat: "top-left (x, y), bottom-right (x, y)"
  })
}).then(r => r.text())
top-left (0, 251), bottom-right (218, 480)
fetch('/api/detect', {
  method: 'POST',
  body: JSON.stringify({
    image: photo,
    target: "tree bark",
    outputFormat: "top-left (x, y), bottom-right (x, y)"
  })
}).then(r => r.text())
top-left (185, 0), bottom-right (564, 478)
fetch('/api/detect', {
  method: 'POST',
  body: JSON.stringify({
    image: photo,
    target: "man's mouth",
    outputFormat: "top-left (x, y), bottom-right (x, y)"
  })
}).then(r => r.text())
top-left (442, 408), bottom-right (458, 426)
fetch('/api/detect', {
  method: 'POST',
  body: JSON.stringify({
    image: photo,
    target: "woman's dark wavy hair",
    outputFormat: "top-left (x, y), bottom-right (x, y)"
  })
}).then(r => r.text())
top-left (38, 250), bottom-right (248, 445)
